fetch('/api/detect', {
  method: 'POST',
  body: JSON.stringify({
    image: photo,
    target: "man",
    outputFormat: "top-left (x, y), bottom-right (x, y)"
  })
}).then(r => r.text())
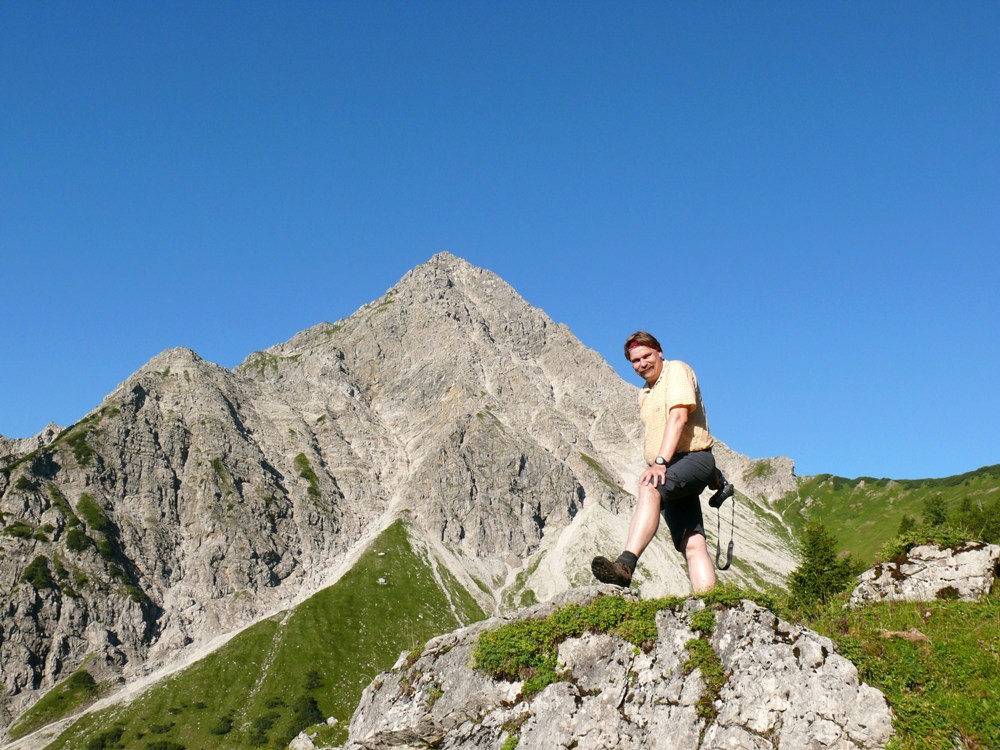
top-left (591, 331), bottom-right (733, 593)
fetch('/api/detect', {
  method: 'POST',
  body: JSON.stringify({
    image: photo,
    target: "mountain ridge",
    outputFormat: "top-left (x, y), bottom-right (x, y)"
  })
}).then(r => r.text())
top-left (1, 252), bottom-right (798, 742)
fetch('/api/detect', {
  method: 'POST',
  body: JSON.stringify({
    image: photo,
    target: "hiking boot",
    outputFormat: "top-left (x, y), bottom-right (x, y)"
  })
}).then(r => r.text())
top-left (708, 482), bottom-right (735, 508)
top-left (591, 556), bottom-right (633, 587)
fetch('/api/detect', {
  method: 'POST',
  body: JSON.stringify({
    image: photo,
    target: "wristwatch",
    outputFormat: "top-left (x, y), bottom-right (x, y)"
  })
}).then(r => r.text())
top-left (654, 456), bottom-right (668, 467)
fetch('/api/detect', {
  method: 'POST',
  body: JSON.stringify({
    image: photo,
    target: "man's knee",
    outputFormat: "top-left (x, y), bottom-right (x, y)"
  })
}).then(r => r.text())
top-left (681, 531), bottom-right (709, 558)
top-left (637, 482), bottom-right (662, 507)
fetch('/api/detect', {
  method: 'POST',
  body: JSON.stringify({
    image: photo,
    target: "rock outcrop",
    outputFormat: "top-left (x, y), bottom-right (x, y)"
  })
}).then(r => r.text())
top-left (319, 588), bottom-right (894, 750)
top-left (849, 542), bottom-right (1000, 607)
top-left (0, 424), bottom-right (61, 460)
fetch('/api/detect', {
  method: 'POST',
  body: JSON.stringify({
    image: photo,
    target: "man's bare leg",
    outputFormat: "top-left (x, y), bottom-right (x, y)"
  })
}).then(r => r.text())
top-left (592, 482), bottom-right (662, 586)
top-left (623, 481), bottom-right (663, 557)
top-left (681, 532), bottom-right (716, 593)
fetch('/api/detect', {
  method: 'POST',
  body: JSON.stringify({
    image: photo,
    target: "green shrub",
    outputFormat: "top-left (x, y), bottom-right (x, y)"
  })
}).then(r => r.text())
top-left (881, 524), bottom-right (970, 560)
top-left (34, 523), bottom-right (54, 541)
top-left (683, 637), bottom-right (725, 719)
top-left (77, 494), bottom-right (114, 534)
top-left (952, 495), bottom-right (1000, 544)
top-left (294, 453), bottom-right (321, 501)
top-left (21, 555), bottom-right (55, 590)
top-left (291, 694), bottom-right (323, 726)
top-left (4, 520), bottom-right (35, 539)
top-left (896, 514), bottom-right (918, 535)
top-left (96, 537), bottom-right (116, 561)
top-left (85, 724), bottom-right (124, 750)
top-left (923, 495), bottom-right (949, 526)
top-left (65, 431), bottom-right (94, 466)
top-left (787, 523), bottom-right (860, 607)
top-left (247, 711), bottom-right (279, 746)
top-left (14, 475), bottom-right (36, 491)
top-left (207, 716), bottom-right (233, 735)
top-left (48, 483), bottom-right (77, 519)
top-left (304, 669), bottom-right (324, 690)
top-left (210, 458), bottom-right (226, 478)
top-left (269, 695), bottom-right (326, 748)
top-left (689, 608), bottom-right (716, 635)
top-left (66, 527), bottom-right (92, 552)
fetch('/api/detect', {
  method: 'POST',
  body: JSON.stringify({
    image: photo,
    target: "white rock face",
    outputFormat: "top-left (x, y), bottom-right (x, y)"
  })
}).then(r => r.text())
top-left (0, 253), bottom-right (799, 733)
top-left (333, 588), bottom-right (894, 750)
top-left (849, 542), bottom-right (1000, 607)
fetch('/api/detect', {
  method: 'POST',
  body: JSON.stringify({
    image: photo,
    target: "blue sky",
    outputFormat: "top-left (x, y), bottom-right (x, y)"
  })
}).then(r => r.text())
top-left (2, 2), bottom-right (998, 480)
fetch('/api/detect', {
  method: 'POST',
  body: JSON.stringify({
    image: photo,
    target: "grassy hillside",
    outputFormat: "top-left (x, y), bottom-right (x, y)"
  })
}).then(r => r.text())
top-left (776, 464), bottom-right (1000, 564)
top-left (34, 520), bottom-right (485, 750)
top-left (800, 589), bottom-right (1000, 749)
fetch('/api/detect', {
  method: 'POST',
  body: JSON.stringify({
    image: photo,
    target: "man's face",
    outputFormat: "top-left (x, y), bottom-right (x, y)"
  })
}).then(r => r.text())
top-left (629, 344), bottom-right (663, 385)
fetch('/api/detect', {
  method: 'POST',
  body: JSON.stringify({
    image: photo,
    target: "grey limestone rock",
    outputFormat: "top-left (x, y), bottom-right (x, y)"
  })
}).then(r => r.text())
top-left (330, 588), bottom-right (894, 750)
top-left (849, 542), bottom-right (1000, 607)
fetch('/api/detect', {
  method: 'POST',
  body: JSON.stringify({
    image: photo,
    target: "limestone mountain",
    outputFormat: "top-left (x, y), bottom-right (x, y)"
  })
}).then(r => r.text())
top-left (0, 253), bottom-right (798, 740)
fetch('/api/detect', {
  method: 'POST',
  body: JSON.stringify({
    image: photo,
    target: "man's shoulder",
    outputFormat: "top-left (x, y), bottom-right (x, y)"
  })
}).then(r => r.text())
top-left (664, 360), bottom-right (699, 384)
top-left (664, 359), bottom-right (695, 373)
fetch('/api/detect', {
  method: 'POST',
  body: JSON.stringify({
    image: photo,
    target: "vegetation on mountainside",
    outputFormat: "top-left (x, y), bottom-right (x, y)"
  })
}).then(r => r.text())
top-left (238, 351), bottom-right (302, 374)
top-left (474, 585), bottom-right (768, 701)
top-left (476, 594), bottom-right (679, 697)
top-left (796, 586), bottom-right (1000, 749)
top-left (294, 453), bottom-right (321, 502)
top-left (44, 521), bottom-right (486, 750)
top-left (8, 668), bottom-right (103, 740)
top-left (786, 522), bottom-right (865, 609)
top-left (782, 518), bottom-right (999, 749)
top-left (777, 463), bottom-right (1000, 564)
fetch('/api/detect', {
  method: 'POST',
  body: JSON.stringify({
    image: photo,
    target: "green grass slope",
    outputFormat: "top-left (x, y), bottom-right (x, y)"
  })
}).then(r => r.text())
top-left (41, 520), bottom-right (485, 750)
top-left (776, 464), bottom-right (1000, 564)
top-left (8, 666), bottom-right (105, 741)
top-left (801, 590), bottom-right (1000, 749)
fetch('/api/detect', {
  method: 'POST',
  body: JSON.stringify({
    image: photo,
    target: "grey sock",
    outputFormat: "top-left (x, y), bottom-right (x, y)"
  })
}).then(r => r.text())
top-left (616, 551), bottom-right (638, 572)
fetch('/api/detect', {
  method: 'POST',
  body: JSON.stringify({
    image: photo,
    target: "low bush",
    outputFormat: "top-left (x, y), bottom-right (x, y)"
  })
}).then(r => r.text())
top-left (21, 555), bottom-right (55, 590)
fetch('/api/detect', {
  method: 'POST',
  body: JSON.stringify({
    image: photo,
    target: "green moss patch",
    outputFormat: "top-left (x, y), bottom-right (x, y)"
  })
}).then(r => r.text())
top-left (475, 594), bottom-right (684, 698)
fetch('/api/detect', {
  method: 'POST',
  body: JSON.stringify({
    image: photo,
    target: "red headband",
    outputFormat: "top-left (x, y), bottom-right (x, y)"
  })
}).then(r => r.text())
top-left (628, 340), bottom-right (660, 352)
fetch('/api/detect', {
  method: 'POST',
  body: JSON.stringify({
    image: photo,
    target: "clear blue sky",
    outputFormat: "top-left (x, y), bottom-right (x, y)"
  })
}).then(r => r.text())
top-left (3, 2), bottom-right (998, 480)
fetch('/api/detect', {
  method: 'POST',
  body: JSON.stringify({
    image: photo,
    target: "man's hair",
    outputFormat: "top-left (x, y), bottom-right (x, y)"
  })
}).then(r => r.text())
top-left (624, 331), bottom-right (662, 360)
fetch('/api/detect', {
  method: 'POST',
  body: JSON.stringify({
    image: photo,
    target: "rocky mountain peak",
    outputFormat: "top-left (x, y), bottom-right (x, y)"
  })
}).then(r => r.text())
top-left (0, 254), bottom-right (801, 740)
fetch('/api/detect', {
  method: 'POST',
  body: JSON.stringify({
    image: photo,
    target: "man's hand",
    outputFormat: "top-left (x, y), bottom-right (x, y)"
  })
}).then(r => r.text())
top-left (640, 464), bottom-right (668, 487)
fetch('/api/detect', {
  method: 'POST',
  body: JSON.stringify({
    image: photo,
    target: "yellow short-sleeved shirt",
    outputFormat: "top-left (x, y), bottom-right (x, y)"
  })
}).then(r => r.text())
top-left (639, 359), bottom-right (713, 465)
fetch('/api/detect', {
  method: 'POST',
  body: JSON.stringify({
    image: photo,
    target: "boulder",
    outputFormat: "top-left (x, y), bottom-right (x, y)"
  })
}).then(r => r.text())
top-left (849, 542), bottom-right (1000, 607)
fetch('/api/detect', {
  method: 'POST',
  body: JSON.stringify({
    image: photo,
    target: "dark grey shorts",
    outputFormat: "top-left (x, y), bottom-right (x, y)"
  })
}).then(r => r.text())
top-left (656, 450), bottom-right (715, 551)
